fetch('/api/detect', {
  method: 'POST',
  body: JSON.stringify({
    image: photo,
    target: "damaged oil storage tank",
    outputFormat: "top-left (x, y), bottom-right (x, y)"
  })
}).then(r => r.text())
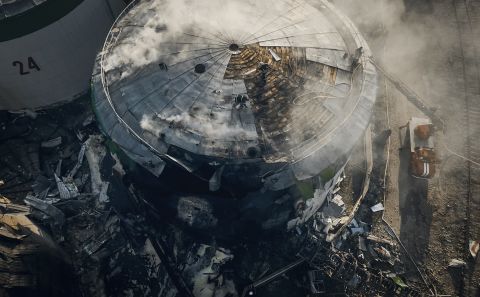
top-left (0, 0), bottom-right (129, 110)
top-left (92, 0), bottom-right (377, 230)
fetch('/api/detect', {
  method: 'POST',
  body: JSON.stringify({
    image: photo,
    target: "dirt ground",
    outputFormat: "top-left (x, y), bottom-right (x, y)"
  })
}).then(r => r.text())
top-left (333, 0), bottom-right (480, 295)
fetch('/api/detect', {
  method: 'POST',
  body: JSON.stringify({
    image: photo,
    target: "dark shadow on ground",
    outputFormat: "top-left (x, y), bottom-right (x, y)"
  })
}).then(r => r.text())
top-left (398, 145), bottom-right (432, 275)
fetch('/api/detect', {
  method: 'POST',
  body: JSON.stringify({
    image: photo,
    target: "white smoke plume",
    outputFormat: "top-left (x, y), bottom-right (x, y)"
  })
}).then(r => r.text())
top-left (103, 0), bottom-right (295, 77)
top-left (140, 112), bottom-right (257, 140)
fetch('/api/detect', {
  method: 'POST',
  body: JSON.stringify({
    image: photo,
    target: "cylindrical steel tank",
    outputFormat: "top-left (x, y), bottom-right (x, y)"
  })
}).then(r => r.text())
top-left (0, 0), bottom-right (127, 110)
top-left (92, 0), bottom-right (378, 229)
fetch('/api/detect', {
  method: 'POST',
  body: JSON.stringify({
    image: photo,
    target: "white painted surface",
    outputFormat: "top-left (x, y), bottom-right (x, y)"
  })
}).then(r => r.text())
top-left (0, 0), bottom-right (124, 110)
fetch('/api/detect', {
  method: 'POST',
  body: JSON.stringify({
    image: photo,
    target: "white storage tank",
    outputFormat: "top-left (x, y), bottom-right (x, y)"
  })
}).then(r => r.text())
top-left (0, 0), bottom-right (128, 110)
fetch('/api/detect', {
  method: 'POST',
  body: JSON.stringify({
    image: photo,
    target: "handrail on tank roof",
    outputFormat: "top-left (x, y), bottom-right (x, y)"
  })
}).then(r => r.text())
top-left (99, 0), bottom-right (174, 162)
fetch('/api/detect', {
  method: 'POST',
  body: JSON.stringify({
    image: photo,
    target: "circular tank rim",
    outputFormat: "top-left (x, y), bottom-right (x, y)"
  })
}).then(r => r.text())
top-left (91, 0), bottom-right (377, 181)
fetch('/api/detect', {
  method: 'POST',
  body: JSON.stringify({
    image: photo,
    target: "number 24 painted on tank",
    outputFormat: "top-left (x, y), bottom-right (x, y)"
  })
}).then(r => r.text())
top-left (12, 57), bottom-right (40, 75)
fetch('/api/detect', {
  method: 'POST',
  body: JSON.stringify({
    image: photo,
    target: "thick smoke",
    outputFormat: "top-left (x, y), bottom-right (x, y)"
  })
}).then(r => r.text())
top-left (331, 0), bottom-right (462, 104)
top-left (103, 0), bottom-right (350, 142)
top-left (140, 112), bottom-right (258, 140)
top-left (332, 0), bottom-right (480, 151)
top-left (103, 0), bottom-right (477, 153)
top-left (104, 0), bottom-right (297, 140)
top-left (103, 0), bottom-right (294, 77)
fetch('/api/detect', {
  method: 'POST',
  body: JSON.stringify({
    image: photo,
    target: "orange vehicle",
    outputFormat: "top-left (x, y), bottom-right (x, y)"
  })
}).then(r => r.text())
top-left (407, 117), bottom-right (436, 179)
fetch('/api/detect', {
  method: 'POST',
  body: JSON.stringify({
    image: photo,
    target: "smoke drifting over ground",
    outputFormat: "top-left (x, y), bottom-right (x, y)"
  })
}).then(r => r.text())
top-left (333, 0), bottom-right (480, 143)
top-left (330, 1), bottom-right (480, 294)
top-left (331, 0), bottom-right (463, 101)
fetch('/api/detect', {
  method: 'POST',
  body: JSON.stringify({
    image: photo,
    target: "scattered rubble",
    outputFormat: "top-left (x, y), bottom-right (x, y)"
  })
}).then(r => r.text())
top-left (448, 259), bottom-right (467, 268)
top-left (0, 88), bottom-right (435, 296)
top-left (0, 102), bottom-right (181, 297)
top-left (370, 203), bottom-right (385, 212)
top-left (40, 136), bottom-right (62, 148)
top-left (189, 245), bottom-right (236, 297)
top-left (0, 194), bottom-right (74, 296)
top-left (176, 196), bottom-right (218, 229)
top-left (469, 240), bottom-right (479, 258)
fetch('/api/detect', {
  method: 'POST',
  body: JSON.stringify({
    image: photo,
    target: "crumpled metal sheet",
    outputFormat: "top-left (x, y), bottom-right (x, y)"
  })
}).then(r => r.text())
top-left (54, 174), bottom-right (79, 200)
top-left (67, 143), bottom-right (86, 179)
top-left (24, 195), bottom-right (65, 226)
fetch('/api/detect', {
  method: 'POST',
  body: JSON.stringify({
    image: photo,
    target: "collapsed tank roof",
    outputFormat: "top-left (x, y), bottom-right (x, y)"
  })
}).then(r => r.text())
top-left (92, 0), bottom-right (377, 180)
top-left (0, 0), bottom-right (47, 19)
